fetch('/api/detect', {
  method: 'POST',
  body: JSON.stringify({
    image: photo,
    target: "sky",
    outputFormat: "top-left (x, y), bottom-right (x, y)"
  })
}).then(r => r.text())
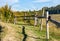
top-left (0, 0), bottom-right (60, 11)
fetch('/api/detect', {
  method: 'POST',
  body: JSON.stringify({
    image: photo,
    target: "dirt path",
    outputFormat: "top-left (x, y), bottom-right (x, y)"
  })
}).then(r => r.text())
top-left (24, 26), bottom-right (38, 41)
top-left (0, 22), bottom-right (18, 41)
top-left (0, 22), bottom-right (38, 41)
top-left (26, 30), bottom-right (36, 41)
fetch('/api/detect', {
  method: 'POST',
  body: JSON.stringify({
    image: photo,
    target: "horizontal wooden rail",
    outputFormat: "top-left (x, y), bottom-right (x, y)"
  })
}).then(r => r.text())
top-left (50, 19), bottom-right (60, 27)
top-left (14, 16), bottom-right (45, 18)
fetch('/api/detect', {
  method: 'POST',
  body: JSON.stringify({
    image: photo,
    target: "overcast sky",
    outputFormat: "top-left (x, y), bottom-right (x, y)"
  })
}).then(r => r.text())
top-left (0, 0), bottom-right (60, 11)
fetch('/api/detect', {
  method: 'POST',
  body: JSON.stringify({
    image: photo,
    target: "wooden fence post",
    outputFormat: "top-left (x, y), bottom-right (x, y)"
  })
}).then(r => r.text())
top-left (24, 13), bottom-right (27, 20)
top-left (24, 13), bottom-right (27, 23)
top-left (40, 19), bottom-right (42, 31)
top-left (34, 13), bottom-right (38, 26)
top-left (46, 11), bottom-right (49, 39)
top-left (14, 16), bottom-right (16, 24)
top-left (0, 14), bottom-right (1, 21)
top-left (40, 9), bottom-right (45, 30)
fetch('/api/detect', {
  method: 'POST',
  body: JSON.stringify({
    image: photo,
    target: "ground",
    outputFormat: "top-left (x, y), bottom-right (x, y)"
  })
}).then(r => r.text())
top-left (0, 15), bottom-right (60, 41)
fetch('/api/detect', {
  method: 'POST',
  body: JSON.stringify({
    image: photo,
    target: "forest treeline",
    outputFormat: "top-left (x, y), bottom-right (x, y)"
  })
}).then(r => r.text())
top-left (0, 4), bottom-right (60, 23)
top-left (46, 5), bottom-right (60, 14)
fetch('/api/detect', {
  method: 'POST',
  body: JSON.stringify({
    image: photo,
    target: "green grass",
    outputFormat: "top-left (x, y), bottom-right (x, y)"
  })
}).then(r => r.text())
top-left (1, 19), bottom-right (60, 41)
top-left (14, 21), bottom-right (60, 41)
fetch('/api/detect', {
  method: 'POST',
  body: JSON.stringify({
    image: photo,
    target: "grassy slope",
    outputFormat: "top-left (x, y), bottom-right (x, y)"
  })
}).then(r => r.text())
top-left (0, 22), bottom-right (23, 41)
top-left (1, 21), bottom-right (60, 41)
top-left (1, 14), bottom-right (60, 41)
top-left (15, 21), bottom-right (60, 41)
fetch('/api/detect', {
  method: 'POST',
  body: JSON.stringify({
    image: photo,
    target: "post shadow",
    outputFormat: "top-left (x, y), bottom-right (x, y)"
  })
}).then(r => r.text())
top-left (0, 25), bottom-right (3, 41)
top-left (22, 26), bottom-right (27, 41)
top-left (46, 39), bottom-right (49, 41)
top-left (0, 25), bottom-right (3, 32)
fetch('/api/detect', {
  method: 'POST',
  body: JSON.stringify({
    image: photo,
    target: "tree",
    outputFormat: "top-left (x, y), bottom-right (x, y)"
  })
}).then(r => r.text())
top-left (0, 4), bottom-right (14, 22)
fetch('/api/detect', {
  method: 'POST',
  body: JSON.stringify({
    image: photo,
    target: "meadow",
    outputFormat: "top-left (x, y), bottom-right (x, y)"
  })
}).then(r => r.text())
top-left (0, 14), bottom-right (60, 41)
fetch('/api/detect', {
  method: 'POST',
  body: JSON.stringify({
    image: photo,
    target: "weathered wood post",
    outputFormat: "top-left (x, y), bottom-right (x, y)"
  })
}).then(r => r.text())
top-left (0, 13), bottom-right (1, 21)
top-left (0, 12), bottom-right (2, 21)
top-left (46, 11), bottom-right (49, 40)
top-left (40, 9), bottom-right (45, 30)
top-left (24, 13), bottom-right (27, 23)
top-left (34, 13), bottom-right (38, 26)
top-left (40, 19), bottom-right (42, 30)
top-left (14, 16), bottom-right (16, 24)
top-left (24, 13), bottom-right (27, 20)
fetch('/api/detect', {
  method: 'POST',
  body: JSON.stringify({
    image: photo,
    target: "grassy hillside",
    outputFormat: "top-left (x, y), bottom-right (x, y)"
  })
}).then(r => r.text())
top-left (0, 18), bottom-right (60, 41)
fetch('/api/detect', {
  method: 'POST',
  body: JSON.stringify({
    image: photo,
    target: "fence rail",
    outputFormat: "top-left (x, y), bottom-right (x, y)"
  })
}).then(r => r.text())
top-left (50, 19), bottom-right (60, 27)
top-left (14, 16), bottom-right (45, 18)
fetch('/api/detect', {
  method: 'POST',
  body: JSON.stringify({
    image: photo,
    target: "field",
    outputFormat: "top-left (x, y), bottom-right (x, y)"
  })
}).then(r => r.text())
top-left (50, 14), bottom-right (60, 22)
top-left (0, 14), bottom-right (60, 41)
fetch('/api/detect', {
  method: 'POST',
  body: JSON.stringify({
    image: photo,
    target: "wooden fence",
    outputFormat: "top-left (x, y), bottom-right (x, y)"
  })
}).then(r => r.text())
top-left (14, 11), bottom-right (60, 40)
